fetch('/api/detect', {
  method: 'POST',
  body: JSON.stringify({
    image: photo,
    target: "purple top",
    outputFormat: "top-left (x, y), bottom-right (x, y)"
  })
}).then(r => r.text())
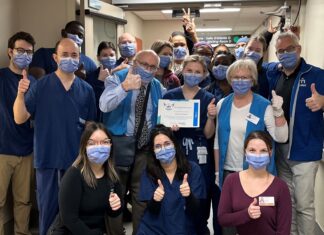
top-left (218, 172), bottom-right (292, 235)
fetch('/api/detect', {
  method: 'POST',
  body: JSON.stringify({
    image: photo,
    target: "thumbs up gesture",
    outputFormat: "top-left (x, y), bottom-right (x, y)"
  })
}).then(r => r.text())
top-left (180, 173), bottom-right (191, 197)
top-left (98, 64), bottom-right (110, 82)
top-left (271, 90), bottom-right (284, 117)
top-left (17, 69), bottom-right (30, 95)
top-left (248, 198), bottom-right (261, 219)
top-left (207, 98), bottom-right (217, 119)
top-left (109, 192), bottom-right (121, 211)
top-left (306, 83), bottom-right (324, 112)
top-left (153, 179), bottom-right (165, 202)
top-left (121, 67), bottom-right (141, 91)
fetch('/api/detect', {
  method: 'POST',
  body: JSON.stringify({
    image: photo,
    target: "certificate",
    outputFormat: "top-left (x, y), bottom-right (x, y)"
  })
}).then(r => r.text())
top-left (157, 99), bottom-right (200, 128)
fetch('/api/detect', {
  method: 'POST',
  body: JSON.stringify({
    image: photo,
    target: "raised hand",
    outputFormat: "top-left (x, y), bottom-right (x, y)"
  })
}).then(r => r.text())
top-left (113, 58), bottom-right (130, 73)
top-left (153, 179), bottom-right (165, 202)
top-left (271, 90), bottom-right (284, 117)
top-left (305, 83), bottom-right (324, 112)
top-left (179, 173), bottom-right (191, 197)
top-left (182, 8), bottom-right (196, 35)
top-left (109, 192), bottom-right (121, 211)
top-left (248, 198), bottom-right (261, 219)
top-left (121, 67), bottom-right (141, 91)
top-left (98, 64), bottom-right (110, 81)
top-left (207, 98), bottom-right (217, 119)
top-left (17, 69), bottom-right (30, 95)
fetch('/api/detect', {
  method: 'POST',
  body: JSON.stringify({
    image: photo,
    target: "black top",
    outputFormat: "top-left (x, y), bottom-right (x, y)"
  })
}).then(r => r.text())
top-left (59, 166), bottom-right (122, 235)
top-left (275, 62), bottom-right (302, 126)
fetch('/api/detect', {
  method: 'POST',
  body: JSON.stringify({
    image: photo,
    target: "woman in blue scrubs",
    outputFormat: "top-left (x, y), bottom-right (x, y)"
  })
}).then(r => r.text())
top-left (137, 125), bottom-right (206, 235)
top-left (163, 55), bottom-right (216, 234)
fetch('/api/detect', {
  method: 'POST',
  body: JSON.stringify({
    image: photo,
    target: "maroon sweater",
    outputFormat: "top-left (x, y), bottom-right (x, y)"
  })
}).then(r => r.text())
top-left (218, 172), bottom-right (292, 235)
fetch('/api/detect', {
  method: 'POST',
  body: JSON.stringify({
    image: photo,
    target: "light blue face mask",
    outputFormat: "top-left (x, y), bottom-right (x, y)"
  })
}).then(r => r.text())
top-left (13, 53), bottom-right (33, 69)
top-left (231, 79), bottom-right (252, 95)
top-left (202, 56), bottom-right (212, 66)
top-left (101, 56), bottom-right (116, 69)
top-left (87, 145), bottom-right (111, 164)
top-left (135, 65), bottom-right (154, 84)
top-left (159, 55), bottom-right (172, 69)
top-left (235, 47), bottom-right (245, 59)
top-left (212, 64), bottom-right (228, 80)
top-left (67, 33), bottom-right (83, 47)
top-left (245, 51), bottom-right (262, 64)
top-left (155, 147), bottom-right (176, 164)
top-left (58, 57), bottom-right (79, 73)
top-left (245, 153), bottom-right (270, 170)
top-left (183, 73), bottom-right (204, 87)
top-left (173, 46), bottom-right (187, 60)
top-left (119, 42), bottom-right (136, 58)
top-left (278, 51), bottom-right (298, 70)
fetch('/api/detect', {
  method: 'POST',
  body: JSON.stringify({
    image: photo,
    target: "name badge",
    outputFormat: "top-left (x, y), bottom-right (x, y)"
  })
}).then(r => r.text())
top-left (258, 196), bottom-right (275, 206)
top-left (197, 146), bottom-right (207, 164)
top-left (246, 113), bottom-right (260, 125)
top-left (79, 117), bottom-right (86, 125)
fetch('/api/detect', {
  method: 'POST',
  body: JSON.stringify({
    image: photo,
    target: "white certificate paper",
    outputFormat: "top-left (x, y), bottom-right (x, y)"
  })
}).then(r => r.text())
top-left (157, 99), bottom-right (200, 128)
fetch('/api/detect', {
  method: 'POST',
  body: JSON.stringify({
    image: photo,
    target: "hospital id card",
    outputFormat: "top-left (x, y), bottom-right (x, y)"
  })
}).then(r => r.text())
top-left (157, 99), bottom-right (200, 128)
top-left (258, 196), bottom-right (275, 206)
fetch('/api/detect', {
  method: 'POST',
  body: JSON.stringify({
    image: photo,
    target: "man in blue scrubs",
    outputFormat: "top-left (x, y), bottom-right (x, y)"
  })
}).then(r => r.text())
top-left (13, 38), bottom-right (96, 235)
top-left (29, 20), bottom-right (96, 80)
top-left (0, 31), bottom-right (36, 235)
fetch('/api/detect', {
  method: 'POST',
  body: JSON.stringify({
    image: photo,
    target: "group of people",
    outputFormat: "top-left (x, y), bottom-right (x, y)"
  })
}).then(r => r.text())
top-left (1, 9), bottom-right (324, 235)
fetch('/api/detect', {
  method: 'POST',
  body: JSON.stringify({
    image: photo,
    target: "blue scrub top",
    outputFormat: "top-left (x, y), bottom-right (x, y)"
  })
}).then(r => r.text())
top-left (0, 67), bottom-right (35, 156)
top-left (137, 161), bottom-right (206, 235)
top-left (25, 72), bottom-right (96, 169)
top-left (29, 48), bottom-right (97, 76)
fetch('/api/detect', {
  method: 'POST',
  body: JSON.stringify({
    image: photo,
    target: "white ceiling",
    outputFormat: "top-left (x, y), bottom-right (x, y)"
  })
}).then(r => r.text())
top-left (132, 5), bottom-right (282, 34)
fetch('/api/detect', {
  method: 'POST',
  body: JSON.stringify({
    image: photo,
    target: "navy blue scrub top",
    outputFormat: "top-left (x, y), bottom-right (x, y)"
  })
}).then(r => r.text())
top-left (138, 161), bottom-right (206, 235)
top-left (0, 67), bottom-right (35, 156)
top-left (25, 72), bottom-right (96, 169)
top-left (29, 48), bottom-right (97, 77)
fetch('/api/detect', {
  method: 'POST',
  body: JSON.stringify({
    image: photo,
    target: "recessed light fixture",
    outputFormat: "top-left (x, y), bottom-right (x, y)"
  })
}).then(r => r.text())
top-left (196, 28), bottom-right (232, 32)
top-left (200, 8), bottom-right (240, 13)
top-left (161, 10), bottom-right (173, 14)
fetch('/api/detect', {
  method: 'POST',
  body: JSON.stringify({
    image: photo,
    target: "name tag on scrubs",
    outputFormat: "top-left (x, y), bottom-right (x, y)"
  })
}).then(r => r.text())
top-left (258, 196), bottom-right (275, 206)
top-left (197, 146), bottom-right (207, 164)
top-left (79, 117), bottom-right (86, 125)
top-left (246, 113), bottom-right (260, 125)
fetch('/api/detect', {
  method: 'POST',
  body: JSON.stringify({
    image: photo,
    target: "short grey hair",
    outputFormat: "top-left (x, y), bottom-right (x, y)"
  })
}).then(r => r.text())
top-left (183, 54), bottom-right (209, 77)
top-left (134, 49), bottom-right (160, 68)
top-left (226, 58), bottom-right (258, 86)
top-left (276, 31), bottom-right (300, 48)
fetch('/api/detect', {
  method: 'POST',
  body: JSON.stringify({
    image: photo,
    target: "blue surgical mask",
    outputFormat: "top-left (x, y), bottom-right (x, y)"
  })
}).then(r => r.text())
top-left (245, 51), bottom-right (262, 64)
top-left (212, 65), bottom-right (228, 80)
top-left (101, 56), bottom-right (116, 69)
top-left (278, 51), bottom-right (298, 70)
top-left (13, 53), bottom-right (33, 69)
top-left (159, 55), bottom-right (172, 69)
top-left (135, 65), bottom-right (154, 84)
top-left (235, 47), bottom-right (245, 59)
top-left (202, 56), bottom-right (211, 66)
top-left (119, 42), bottom-right (136, 58)
top-left (155, 147), bottom-right (176, 164)
top-left (67, 33), bottom-right (83, 47)
top-left (245, 153), bottom-right (270, 170)
top-left (58, 57), bottom-right (79, 73)
top-left (183, 73), bottom-right (204, 87)
top-left (87, 145), bottom-right (111, 164)
top-left (231, 79), bottom-right (252, 95)
top-left (173, 46), bottom-right (187, 60)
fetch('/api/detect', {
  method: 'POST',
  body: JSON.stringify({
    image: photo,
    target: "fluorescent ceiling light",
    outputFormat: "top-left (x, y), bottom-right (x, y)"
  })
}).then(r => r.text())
top-left (161, 10), bottom-right (172, 14)
top-left (200, 8), bottom-right (240, 13)
top-left (196, 28), bottom-right (232, 32)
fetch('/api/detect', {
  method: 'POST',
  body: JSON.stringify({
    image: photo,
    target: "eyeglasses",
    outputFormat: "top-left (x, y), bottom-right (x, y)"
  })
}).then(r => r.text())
top-left (276, 45), bottom-right (298, 54)
top-left (87, 139), bottom-right (111, 146)
top-left (154, 141), bottom-right (174, 153)
top-left (14, 48), bottom-right (33, 56)
top-left (136, 60), bottom-right (158, 72)
top-left (231, 76), bottom-right (252, 81)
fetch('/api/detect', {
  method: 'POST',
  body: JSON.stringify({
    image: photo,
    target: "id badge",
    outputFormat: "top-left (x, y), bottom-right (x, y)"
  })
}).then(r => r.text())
top-left (246, 113), bottom-right (260, 125)
top-left (197, 146), bottom-right (207, 164)
top-left (258, 196), bottom-right (275, 206)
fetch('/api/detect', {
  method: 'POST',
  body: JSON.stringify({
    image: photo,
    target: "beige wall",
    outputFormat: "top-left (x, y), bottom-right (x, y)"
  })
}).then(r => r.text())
top-left (124, 12), bottom-right (144, 43)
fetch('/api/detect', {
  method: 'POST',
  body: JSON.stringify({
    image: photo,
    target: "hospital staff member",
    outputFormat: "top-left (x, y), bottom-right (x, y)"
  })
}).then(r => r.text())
top-left (137, 125), bottom-right (206, 235)
top-left (13, 38), bottom-right (96, 235)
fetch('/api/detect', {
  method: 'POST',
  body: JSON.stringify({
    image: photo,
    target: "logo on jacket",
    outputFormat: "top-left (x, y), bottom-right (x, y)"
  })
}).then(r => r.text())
top-left (299, 77), bottom-right (306, 87)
